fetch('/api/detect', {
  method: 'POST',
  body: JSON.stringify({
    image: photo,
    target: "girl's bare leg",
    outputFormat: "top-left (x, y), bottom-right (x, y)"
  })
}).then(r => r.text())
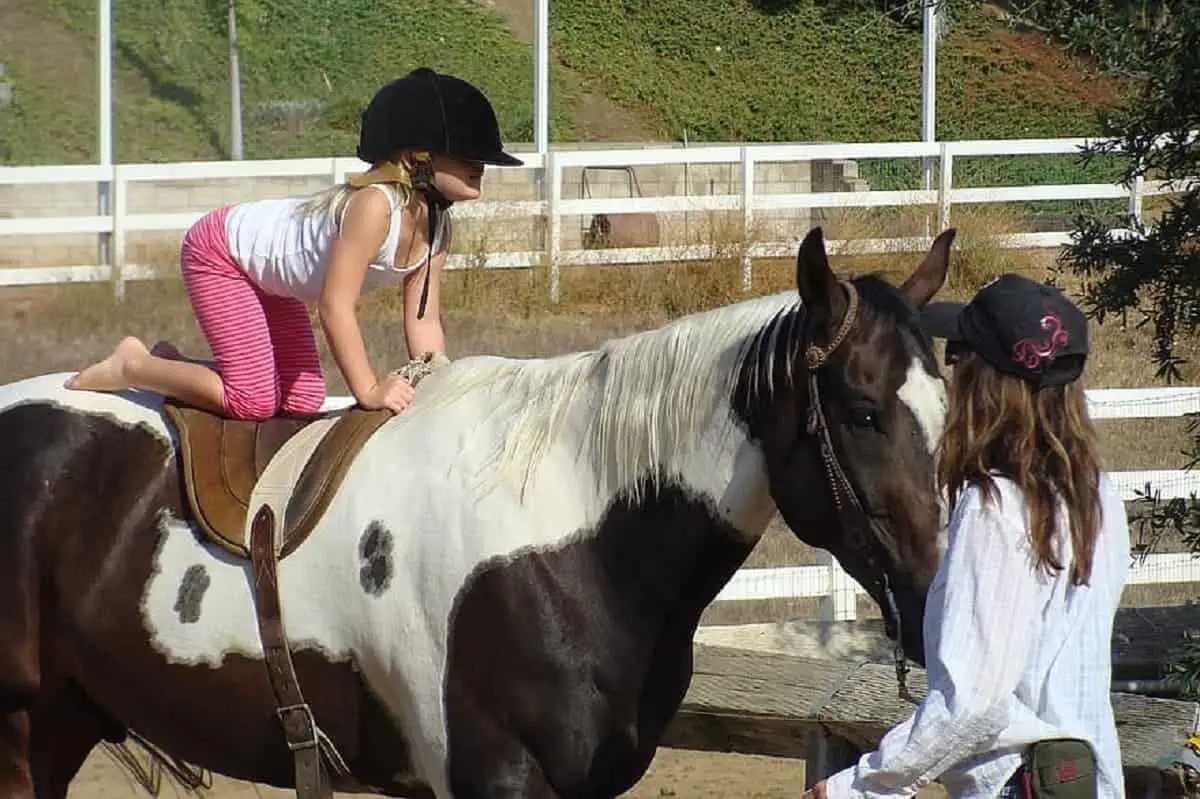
top-left (65, 336), bottom-right (226, 414)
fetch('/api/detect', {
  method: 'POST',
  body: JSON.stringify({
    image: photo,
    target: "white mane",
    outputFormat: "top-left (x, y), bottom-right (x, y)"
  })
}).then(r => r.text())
top-left (400, 291), bottom-right (802, 501)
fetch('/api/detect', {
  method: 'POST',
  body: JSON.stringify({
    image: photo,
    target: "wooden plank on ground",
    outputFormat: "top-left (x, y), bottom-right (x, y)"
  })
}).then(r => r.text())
top-left (661, 646), bottom-right (861, 759)
top-left (818, 661), bottom-right (1200, 768)
top-left (662, 644), bottom-right (1200, 771)
top-left (694, 602), bottom-right (1199, 680)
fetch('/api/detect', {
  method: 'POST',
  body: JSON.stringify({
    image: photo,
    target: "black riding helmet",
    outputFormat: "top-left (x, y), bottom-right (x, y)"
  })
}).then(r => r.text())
top-left (353, 68), bottom-right (523, 321)
top-left (356, 67), bottom-right (524, 167)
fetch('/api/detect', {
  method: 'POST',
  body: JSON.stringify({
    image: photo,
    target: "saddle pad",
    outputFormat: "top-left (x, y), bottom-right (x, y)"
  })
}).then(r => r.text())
top-left (243, 409), bottom-right (392, 559)
top-left (243, 418), bottom-right (339, 556)
top-left (164, 396), bottom-right (392, 561)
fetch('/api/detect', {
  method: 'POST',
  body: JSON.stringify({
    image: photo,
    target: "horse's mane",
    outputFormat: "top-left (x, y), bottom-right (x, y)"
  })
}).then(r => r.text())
top-left (400, 291), bottom-right (803, 501)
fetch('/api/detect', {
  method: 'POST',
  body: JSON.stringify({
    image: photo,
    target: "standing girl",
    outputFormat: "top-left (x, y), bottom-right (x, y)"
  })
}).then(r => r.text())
top-left (66, 67), bottom-right (523, 418)
top-left (807, 274), bottom-right (1131, 799)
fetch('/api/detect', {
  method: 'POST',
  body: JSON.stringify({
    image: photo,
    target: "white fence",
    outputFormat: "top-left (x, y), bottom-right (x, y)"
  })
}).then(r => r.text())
top-left (716, 385), bottom-right (1200, 621)
top-left (1, 136), bottom-right (1192, 302)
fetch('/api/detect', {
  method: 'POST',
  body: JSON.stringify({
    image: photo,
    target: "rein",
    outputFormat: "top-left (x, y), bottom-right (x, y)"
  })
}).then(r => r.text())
top-left (801, 279), bottom-right (911, 698)
top-left (392, 350), bottom-right (450, 387)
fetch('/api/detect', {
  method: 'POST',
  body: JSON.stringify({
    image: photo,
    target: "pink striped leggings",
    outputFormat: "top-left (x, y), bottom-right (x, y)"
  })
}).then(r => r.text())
top-left (179, 205), bottom-right (326, 420)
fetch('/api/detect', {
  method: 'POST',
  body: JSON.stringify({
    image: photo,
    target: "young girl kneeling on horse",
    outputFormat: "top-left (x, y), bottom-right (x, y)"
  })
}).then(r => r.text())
top-left (66, 67), bottom-right (523, 419)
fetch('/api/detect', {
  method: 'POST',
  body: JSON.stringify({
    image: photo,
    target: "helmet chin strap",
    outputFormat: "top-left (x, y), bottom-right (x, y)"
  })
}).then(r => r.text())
top-left (409, 152), bottom-right (452, 321)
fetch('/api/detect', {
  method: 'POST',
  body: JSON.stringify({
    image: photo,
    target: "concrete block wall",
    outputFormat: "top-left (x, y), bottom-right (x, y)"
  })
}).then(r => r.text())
top-left (1, 143), bottom-right (874, 271)
top-left (127, 176), bottom-right (333, 215)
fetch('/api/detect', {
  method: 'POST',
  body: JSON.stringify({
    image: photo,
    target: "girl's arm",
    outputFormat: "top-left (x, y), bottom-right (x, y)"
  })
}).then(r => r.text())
top-left (318, 187), bottom-right (391, 405)
top-left (822, 483), bottom-right (1052, 798)
top-left (401, 218), bottom-right (450, 360)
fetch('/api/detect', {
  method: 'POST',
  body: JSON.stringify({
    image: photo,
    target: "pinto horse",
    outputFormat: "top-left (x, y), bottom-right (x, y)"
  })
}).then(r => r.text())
top-left (0, 225), bottom-right (955, 798)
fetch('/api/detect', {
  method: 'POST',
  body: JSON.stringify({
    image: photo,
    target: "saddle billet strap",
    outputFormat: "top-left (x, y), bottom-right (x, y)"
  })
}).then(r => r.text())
top-left (249, 505), bottom-right (350, 798)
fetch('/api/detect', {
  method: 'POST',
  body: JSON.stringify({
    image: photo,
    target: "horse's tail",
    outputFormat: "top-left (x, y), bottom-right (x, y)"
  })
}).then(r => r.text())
top-left (101, 730), bottom-right (212, 797)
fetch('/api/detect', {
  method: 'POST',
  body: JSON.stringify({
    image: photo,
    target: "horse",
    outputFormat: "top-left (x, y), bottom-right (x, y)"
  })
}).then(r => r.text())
top-left (0, 224), bottom-right (956, 799)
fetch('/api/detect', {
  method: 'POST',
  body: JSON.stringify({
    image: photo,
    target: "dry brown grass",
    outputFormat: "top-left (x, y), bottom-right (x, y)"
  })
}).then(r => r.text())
top-left (2, 205), bottom-right (1196, 622)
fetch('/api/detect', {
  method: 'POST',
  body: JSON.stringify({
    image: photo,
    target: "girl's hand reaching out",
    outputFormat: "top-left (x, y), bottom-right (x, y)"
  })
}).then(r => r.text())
top-left (362, 372), bottom-right (416, 413)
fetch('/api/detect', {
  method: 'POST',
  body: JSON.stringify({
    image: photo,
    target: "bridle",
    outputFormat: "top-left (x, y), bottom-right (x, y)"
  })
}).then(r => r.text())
top-left (800, 278), bottom-right (912, 698)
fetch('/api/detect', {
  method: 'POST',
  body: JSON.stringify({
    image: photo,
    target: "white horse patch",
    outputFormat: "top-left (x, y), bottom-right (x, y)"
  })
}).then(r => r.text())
top-left (897, 357), bottom-right (947, 458)
top-left (139, 509), bottom-right (364, 667)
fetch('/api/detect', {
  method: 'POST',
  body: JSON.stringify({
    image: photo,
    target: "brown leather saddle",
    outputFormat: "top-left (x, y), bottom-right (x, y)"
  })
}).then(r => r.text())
top-left (158, 353), bottom-right (446, 798)
top-left (163, 399), bottom-right (391, 561)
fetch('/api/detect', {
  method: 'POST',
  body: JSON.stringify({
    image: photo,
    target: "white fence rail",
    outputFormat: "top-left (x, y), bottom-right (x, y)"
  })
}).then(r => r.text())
top-left (2, 136), bottom-right (1193, 302)
top-left (717, 384), bottom-right (1200, 620)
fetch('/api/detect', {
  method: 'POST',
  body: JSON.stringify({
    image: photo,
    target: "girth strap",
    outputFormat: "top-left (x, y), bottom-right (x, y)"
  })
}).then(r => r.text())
top-left (248, 504), bottom-right (352, 798)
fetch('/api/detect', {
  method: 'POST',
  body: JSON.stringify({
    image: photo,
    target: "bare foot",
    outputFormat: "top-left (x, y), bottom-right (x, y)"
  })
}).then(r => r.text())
top-left (150, 340), bottom-right (185, 360)
top-left (65, 336), bottom-right (150, 392)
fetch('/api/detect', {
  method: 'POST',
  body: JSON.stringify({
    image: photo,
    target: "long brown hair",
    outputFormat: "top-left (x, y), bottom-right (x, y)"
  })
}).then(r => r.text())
top-left (936, 352), bottom-right (1104, 585)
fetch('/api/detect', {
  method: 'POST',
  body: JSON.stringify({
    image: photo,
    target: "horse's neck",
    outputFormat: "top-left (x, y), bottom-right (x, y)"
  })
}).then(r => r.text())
top-left (579, 371), bottom-right (776, 537)
top-left (678, 421), bottom-right (776, 542)
top-left (583, 449), bottom-right (768, 647)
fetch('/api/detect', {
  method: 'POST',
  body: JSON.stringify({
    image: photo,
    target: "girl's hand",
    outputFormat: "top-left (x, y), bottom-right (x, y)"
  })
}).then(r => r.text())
top-left (803, 780), bottom-right (828, 799)
top-left (362, 373), bottom-right (416, 413)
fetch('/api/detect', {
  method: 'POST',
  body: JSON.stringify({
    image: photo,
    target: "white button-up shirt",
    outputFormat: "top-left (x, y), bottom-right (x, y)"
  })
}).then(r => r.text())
top-left (824, 472), bottom-right (1131, 799)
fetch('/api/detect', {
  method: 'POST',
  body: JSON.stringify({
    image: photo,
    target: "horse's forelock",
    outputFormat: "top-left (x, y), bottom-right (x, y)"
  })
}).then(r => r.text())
top-left (737, 272), bottom-right (933, 402)
top-left (847, 274), bottom-right (946, 445)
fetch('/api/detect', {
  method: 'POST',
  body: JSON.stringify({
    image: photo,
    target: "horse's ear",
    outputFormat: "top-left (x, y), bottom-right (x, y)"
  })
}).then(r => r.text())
top-left (796, 226), bottom-right (847, 326)
top-left (900, 228), bottom-right (956, 309)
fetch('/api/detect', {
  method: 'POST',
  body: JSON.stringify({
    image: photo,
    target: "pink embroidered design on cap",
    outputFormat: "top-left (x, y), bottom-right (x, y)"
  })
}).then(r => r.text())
top-left (1011, 308), bottom-right (1068, 369)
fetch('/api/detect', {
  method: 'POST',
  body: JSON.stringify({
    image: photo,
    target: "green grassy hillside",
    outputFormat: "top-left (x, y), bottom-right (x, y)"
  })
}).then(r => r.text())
top-left (548, 0), bottom-right (1128, 143)
top-left (0, 0), bottom-right (582, 165)
top-left (556, 0), bottom-right (1130, 139)
top-left (544, 0), bottom-right (1134, 194)
top-left (0, 0), bottom-right (1134, 196)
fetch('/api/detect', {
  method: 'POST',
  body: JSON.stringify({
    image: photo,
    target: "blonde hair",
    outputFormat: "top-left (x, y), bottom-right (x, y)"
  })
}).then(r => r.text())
top-left (298, 159), bottom-right (416, 229)
top-left (937, 352), bottom-right (1104, 585)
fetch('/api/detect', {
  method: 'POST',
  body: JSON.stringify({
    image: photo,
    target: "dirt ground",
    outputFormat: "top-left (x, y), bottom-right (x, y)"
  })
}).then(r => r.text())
top-left (70, 745), bottom-right (811, 798)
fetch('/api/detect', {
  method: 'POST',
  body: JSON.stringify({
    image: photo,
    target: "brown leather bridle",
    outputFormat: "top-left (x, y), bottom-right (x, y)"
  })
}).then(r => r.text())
top-left (800, 278), bottom-right (912, 697)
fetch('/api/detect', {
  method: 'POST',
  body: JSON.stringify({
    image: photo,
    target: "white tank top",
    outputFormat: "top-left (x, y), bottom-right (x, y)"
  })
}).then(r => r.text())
top-left (221, 183), bottom-right (450, 303)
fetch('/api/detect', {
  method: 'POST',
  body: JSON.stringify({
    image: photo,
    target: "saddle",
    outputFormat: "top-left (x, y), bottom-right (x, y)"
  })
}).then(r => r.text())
top-left (164, 401), bottom-right (390, 560)
top-left (160, 353), bottom-right (448, 799)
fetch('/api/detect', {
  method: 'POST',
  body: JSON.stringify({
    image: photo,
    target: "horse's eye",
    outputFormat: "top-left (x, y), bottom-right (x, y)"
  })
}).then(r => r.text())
top-left (850, 408), bottom-right (879, 429)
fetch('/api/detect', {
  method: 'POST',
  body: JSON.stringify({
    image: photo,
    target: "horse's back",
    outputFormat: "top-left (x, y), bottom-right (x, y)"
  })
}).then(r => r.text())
top-left (0, 371), bottom-right (174, 444)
